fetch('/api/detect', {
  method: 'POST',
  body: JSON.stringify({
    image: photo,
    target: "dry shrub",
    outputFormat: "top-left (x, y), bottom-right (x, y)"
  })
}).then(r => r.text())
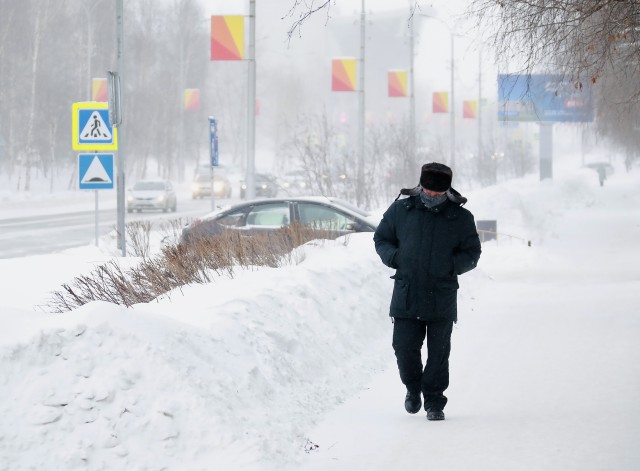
top-left (125, 220), bottom-right (152, 258)
top-left (47, 222), bottom-right (347, 313)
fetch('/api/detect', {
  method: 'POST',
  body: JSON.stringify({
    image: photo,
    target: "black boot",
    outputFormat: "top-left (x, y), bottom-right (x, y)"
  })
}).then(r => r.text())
top-left (426, 407), bottom-right (445, 421)
top-left (404, 391), bottom-right (422, 414)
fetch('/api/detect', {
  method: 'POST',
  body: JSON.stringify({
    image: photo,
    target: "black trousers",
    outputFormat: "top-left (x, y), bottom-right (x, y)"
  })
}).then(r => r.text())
top-left (392, 318), bottom-right (453, 410)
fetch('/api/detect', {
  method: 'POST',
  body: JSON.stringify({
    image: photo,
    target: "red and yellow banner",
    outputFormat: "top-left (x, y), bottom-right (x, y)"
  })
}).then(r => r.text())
top-left (463, 100), bottom-right (478, 118)
top-left (184, 89), bottom-right (200, 110)
top-left (332, 58), bottom-right (356, 92)
top-left (211, 16), bottom-right (244, 61)
top-left (92, 78), bottom-right (107, 102)
top-left (432, 92), bottom-right (449, 113)
top-left (388, 70), bottom-right (407, 97)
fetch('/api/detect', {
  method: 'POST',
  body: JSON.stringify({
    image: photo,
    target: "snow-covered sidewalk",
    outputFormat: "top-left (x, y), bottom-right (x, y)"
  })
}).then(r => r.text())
top-left (295, 171), bottom-right (640, 470)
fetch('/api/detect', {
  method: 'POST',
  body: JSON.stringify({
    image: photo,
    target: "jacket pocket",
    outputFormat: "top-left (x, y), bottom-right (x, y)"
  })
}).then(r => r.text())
top-left (435, 279), bottom-right (458, 320)
top-left (390, 275), bottom-right (409, 312)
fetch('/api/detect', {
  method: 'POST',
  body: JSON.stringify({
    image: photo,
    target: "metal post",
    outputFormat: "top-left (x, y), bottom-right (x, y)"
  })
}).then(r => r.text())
top-left (450, 32), bottom-right (455, 169)
top-left (116, 0), bottom-right (126, 256)
top-left (478, 48), bottom-right (482, 180)
top-left (210, 164), bottom-right (215, 212)
top-left (357, 0), bottom-right (365, 207)
top-left (95, 190), bottom-right (99, 246)
top-left (409, 5), bottom-right (415, 169)
top-left (87, 14), bottom-right (92, 99)
top-left (245, 0), bottom-right (256, 200)
top-left (539, 123), bottom-right (553, 180)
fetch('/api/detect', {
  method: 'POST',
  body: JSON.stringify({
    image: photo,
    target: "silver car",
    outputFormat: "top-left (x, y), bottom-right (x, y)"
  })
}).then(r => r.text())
top-left (180, 196), bottom-right (378, 243)
top-left (127, 179), bottom-right (177, 213)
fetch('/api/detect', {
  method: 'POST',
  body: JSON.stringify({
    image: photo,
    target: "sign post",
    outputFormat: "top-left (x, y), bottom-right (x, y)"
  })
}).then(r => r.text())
top-left (78, 153), bottom-right (115, 246)
top-left (209, 117), bottom-right (219, 211)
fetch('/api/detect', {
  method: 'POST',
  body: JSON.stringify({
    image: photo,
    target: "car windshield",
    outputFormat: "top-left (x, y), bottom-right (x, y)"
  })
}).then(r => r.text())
top-left (133, 181), bottom-right (165, 191)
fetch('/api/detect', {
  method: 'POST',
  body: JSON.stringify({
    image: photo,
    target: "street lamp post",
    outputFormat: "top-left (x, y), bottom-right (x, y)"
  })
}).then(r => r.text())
top-left (245, 0), bottom-right (256, 200)
top-left (81, 0), bottom-right (106, 100)
top-left (357, 0), bottom-right (365, 207)
top-left (409, 12), bottom-right (456, 169)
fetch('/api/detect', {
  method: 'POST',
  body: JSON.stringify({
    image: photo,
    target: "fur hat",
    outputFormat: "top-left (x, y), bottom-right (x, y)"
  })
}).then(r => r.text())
top-left (420, 162), bottom-right (452, 192)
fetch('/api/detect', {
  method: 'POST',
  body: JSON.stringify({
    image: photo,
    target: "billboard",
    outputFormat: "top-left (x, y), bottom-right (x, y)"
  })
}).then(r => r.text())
top-left (497, 74), bottom-right (593, 122)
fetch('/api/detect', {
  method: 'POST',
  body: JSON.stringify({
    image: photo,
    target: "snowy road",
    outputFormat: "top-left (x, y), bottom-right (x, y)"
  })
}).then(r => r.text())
top-left (0, 196), bottom-right (232, 259)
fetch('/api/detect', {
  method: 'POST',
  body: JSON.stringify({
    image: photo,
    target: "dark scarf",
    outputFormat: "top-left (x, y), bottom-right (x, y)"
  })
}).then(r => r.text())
top-left (420, 191), bottom-right (447, 208)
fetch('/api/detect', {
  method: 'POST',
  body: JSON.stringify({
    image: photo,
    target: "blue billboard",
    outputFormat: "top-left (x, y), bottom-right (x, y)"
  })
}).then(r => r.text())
top-left (498, 74), bottom-right (593, 122)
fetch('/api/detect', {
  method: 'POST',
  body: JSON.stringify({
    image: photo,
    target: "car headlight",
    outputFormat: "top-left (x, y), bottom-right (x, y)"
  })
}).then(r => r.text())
top-left (191, 183), bottom-right (199, 191)
top-left (213, 181), bottom-right (224, 191)
top-left (127, 195), bottom-right (133, 202)
top-left (261, 184), bottom-right (267, 189)
top-left (157, 195), bottom-right (165, 202)
top-left (299, 182), bottom-right (306, 188)
top-left (241, 184), bottom-right (247, 190)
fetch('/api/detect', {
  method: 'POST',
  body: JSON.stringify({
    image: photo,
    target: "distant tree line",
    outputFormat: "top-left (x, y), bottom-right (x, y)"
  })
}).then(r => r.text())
top-left (0, 0), bottom-right (249, 191)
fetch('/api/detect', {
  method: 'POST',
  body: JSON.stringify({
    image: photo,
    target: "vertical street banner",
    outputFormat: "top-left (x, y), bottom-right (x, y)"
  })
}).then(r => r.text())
top-left (92, 78), bottom-right (107, 102)
top-left (331, 58), bottom-right (356, 92)
top-left (432, 92), bottom-right (449, 113)
top-left (211, 16), bottom-right (244, 61)
top-left (388, 70), bottom-right (407, 97)
top-left (463, 100), bottom-right (478, 119)
top-left (184, 89), bottom-right (201, 110)
top-left (209, 117), bottom-right (219, 167)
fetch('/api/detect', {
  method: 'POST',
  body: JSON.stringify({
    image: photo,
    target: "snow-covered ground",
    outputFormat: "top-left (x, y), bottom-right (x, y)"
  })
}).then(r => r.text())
top-left (1, 162), bottom-right (638, 470)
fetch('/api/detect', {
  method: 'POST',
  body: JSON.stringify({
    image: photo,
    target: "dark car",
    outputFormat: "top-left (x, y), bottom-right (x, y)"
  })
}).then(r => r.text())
top-left (180, 196), bottom-right (378, 243)
top-left (191, 173), bottom-right (232, 199)
top-left (279, 170), bottom-right (309, 196)
top-left (240, 173), bottom-right (279, 199)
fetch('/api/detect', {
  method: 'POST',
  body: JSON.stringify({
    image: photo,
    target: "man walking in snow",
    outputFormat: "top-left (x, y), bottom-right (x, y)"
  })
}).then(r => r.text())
top-left (374, 163), bottom-right (481, 421)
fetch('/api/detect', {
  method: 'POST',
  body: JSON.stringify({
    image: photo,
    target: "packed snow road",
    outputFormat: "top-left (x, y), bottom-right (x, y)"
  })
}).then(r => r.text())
top-left (0, 195), bottom-right (232, 259)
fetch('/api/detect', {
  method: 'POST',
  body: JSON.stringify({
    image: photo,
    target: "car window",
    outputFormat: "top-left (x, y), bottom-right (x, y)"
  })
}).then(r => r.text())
top-left (133, 181), bottom-right (165, 191)
top-left (297, 203), bottom-right (355, 231)
top-left (217, 209), bottom-right (247, 227)
top-left (246, 203), bottom-right (290, 227)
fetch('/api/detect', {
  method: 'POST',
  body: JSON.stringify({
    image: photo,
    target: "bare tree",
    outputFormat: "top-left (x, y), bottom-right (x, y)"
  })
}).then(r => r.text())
top-left (471, 1), bottom-right (640, 90)
top-left (470, 1), bottom-right (640, 161)
top-left (283, 0), bottom-right (334, 40)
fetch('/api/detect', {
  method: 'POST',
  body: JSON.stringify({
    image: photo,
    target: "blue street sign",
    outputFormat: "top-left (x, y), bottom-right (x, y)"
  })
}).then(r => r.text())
top-left (72, 102), bottom-right (118, 150)
top-left (78, 153), bottom-right (115, 190)
top-left (209, 117), bottom-right (219, 167)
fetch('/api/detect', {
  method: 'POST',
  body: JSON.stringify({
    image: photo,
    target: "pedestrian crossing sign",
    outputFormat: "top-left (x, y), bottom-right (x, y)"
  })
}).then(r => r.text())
top-left (78, 153), bottom-right (115, 190)
top-left (72, 102), bottom-right (118, 150)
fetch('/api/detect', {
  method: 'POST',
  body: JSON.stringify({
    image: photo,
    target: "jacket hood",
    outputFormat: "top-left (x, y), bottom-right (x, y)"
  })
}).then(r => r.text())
top-left (395, 185), bottom-right (468, 205)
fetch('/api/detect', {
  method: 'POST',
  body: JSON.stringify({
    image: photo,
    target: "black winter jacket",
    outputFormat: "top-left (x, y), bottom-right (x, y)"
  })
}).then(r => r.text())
top-left (373, 190), bottom-right (481, 323)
